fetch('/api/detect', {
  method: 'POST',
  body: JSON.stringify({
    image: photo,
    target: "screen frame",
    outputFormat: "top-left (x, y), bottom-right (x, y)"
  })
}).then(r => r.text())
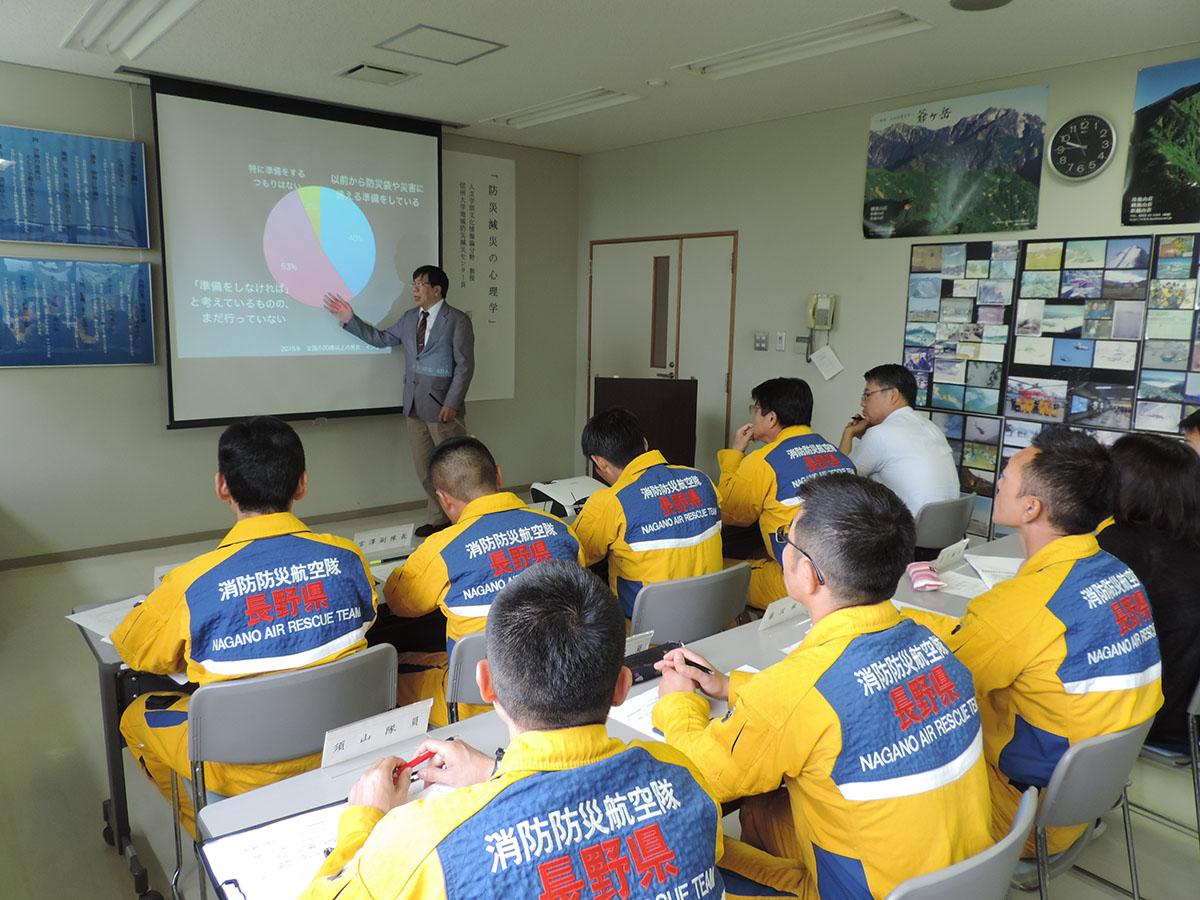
top-left (148, 74), bottom-right (443, 429)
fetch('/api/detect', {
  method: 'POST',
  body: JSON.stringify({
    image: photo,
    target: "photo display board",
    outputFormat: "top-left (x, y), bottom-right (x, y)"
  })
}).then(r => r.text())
top-left (900, 232), bottom-right (1200, 535)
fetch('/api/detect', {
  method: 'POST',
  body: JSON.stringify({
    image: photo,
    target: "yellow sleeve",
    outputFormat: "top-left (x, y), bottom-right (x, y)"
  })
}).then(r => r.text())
top-left (941, 588), bottom-right (1030, 693)
top-left (383, 543), bottom-right (446, 619)
top-left (900, 607), bottom-right (958, 643)
top-left (716, 450), bottom-right (766, 527)
top-left (305, 805), bottom-right (386, 888)
top-left (573, 492), bottom-right (619, 567)
top-left (111, 576), bottom-right (188, 675)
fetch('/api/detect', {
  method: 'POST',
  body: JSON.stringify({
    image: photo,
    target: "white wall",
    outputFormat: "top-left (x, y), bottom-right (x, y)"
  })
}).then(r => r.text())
top-left (0, 63), bottom-right (579, 563)
top-left (577, 42), bottom-right (1200, 449)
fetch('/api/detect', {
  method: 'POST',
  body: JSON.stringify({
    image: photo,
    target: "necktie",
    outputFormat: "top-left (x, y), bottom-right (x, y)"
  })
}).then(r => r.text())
top-left (416, 310), bottom-right (428, 354)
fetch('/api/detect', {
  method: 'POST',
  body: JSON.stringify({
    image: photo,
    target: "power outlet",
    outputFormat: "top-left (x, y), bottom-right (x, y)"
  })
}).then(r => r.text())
top-left (753, 330), bottom-right (769, 351)
top-left (794, 335), bottom-right (809, 355)
top-left (775, 331), bottom-right (787, 351)
top-left (352, 523), bottom-right (415, 561)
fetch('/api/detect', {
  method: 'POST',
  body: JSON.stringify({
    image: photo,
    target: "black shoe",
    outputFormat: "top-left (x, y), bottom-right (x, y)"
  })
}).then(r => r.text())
top-left (415, 522), bottom-right (449, 538)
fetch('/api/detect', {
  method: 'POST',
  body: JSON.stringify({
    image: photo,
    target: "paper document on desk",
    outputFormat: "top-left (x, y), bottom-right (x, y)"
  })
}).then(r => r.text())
top-left (965, 552), bottom-right (1023, 588)
top-left (67, 595), bottom-right (145, 640)
top-left (938, 571), bottom-right (990, 600)
top-left (609, 666), bottom-right (758, 739)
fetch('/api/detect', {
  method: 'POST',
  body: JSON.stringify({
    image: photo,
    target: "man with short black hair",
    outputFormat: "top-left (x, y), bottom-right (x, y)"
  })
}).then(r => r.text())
top-left (304, 561), bottom-right (800, 899)
top-left (907, 426), bottom-right (1162, 854)
top-left (718, 377), bottom-right (855, 608)
top-left (384, 436), bottom-right (583, 723)
top-left (839, 363), bottom-right (959, 524)
top-left (1181, 408), bottom-right (1200, 454)
top-left (113, 417), bottom-right (378, 833)
top-left (325, 263), bottom-right (475, 537)
top-left (575, 407), bottom-right (723, 617)
top-left (653, 473), bottom-right (992, 898)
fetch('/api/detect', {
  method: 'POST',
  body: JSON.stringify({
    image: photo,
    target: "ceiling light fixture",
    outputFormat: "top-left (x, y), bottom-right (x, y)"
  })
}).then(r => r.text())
top-left (61, 0), bottom-right (203, 61)
top-left (483, 88), bottom-right (640, 129)
top-left (678, 8), bottom-right (932, 80)
top-left (949, 0), bottom-right (1014, 10)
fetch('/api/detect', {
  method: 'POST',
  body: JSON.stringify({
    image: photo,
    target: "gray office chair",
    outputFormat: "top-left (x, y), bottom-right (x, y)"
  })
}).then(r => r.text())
top-left (172, 644), bottom-right (398, 900)
top-left (1134, 674), bottom-right (1200, 856)
top-left (1011, 717), bottom-right (1154, 900)
top-left (913, 494), bottom-right (975, 552)
top-left (628, 563), bottom-right (750, 645)
top-left (445, 632), bottom-right (489, 724)
top-left (886, 786), bottom-right (1037, 900)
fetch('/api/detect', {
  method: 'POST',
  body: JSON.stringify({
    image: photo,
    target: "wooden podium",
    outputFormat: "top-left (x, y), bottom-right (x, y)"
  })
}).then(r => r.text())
top-left (592, 377), bottom-right (697, 466)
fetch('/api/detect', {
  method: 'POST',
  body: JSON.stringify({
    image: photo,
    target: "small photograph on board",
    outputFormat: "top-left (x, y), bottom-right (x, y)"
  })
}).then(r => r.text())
top-left (1142, 339), bottom-right (1190, 370)
top-left (1003, 419), bottom-right (1044, 448)
top-left (1063, 239), bottom-right (1107, 269)
top-left (931, 383), bottom-right (965, 410)
top-left (1148, 279), bottom-right (1197, 309)
top-left (992, 240), bottom-right (1020, 260)
top-left (907, 294), bottom-right (941, 322)
top-left (1106, 237), bottom-right (1152, 269)
top-left (903, 346), bottom-right (934, 372)
top-left (940, 298), bottom-right (975, 322)
top-left (976, 305), bottom-right (1006, 324)
top-left (1041, 305), bottom-right (1084, 337)
top-left (1185, 373), bottom-right (1200, 403)
top-left (941, 245), bottom-right (967, 278)
top-left (1134, 400), bottom-right (1181, 433)
top-left (966, 259), bottom-right (990, 279)
top-left (965, 415), bottom-right (1002, 444)
top-left (1083, 319), bottom-right (1113, 339)
top-left (1060, 270), bottom-right (1104, 299)
top-left (964, 386), bottom-right (1000, 414)
top-left (982, 324), bottom-right (1009, 343)
top-left (960, 467), bottom-right (996, 497)
top-left (934, 357), bottom-right (967, 384)
top-left (911, 245), bottom-right (944, 272)
top-left (1006, 375), bottom-right (1068, 422)
top-left (955, 342), bottom-right (983, 361)
top-left (978, 279), bottom-right (1014, 306)
top-left (1016, 298), bottom-right (1045, 335)
top-left (963, 441), bottom-right (999, 470)
top-left (931, 411), bottom-right (965, 440)
top-left (1159, 235), bottom-right (1196, 258)
top-left (1145, 308), bottom-right (1195, 340)
top-left (966, 360), bottom-right (1003, 388)
top-left (969, 496), bottom-right (994, 535)
top-left (1085, 300), bottom-right (1114, 319)
top-left (1103, 269), bottom-right (1149, 300)
top-left (1093, 341), bottom-right (1139, 371)
top-left (905, 323), bottom-right (937, 346)
top-left (1051, 338), bottom-right (1095, 367)
top-left (1013, 336), bottom-right (1053, 366)
top-left (1025, 241), bottom-right (1064, 270)
top-left (914, 371), bottom-right (931, 406)
top-left (949, 323), bottom-right (985, 343)
top-left (910, 274), bottom-right (943, 300)
top-left (975, 343), bottom-right (1005, 362)
top-left (951, 279), bottom-right (979, 299)
top-left (990, 259), bottom-right (1017, 279)
top-left (1066, 382), bottom-right (1134, 430)
top-left (1157, 257), bottom-right (1195, 279)
top-left (1020, 270), bottom-right (1061, 298)
top-left (1138, 369), bottom-right (1188, 403)
top-left (1080, 428), bottom-right (1123, 448)
top-left (1110, 302), bottom-right (1146, 340)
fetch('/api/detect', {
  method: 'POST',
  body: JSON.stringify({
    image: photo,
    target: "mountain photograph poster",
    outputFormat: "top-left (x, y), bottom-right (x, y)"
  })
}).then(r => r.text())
top-left (863, 86), bottom-right (1049, 239)
top-left (1123, 57), bottom-right (1200, 226)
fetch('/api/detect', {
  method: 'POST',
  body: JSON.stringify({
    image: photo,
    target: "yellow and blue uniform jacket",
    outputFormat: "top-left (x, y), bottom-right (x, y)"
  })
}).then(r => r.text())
top-left (654, 602), bottom-right (993, 899)
top-left (112, 512), bottom-right (378, 829)
top-left (303, 724), bottom-right (806, 899)
top-left (907, 533), bottom-right (1163, 854)
top-left (717, 426), bottom-right (855, 608)
top-left (385, 492), bottom-right (583, 656)
top-left (575, 450), bottom-right (723, 617)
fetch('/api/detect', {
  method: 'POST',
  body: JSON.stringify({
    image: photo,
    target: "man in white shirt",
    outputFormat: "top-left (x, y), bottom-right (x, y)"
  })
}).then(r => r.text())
top-left (838, 364), bottom-right (959, 533)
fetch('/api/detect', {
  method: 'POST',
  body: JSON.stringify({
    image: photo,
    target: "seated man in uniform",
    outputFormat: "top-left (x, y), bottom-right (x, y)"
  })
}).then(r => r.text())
top-left (653, 473), bottom-right (993, 898)
top-left (304, 561), bottom-right (801, 900)
top-left (575, 407), bottom-right (723, 618)
top-left (906, 427), bottom-right (1162, 854)
top-left (385, 436), bottom-right (583, 724)
top-left (718, 377), bottom-right (855, 609)
top-left (113, 416), bottom-right (378, 834)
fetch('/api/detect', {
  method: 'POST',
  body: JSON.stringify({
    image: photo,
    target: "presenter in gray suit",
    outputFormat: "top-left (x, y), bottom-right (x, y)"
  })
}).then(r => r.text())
top-left (324, 264), bottom-right (475, 537)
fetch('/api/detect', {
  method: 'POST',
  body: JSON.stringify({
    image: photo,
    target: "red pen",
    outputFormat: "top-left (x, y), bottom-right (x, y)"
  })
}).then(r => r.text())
top-left (393, 749), bottom-right (436, 785)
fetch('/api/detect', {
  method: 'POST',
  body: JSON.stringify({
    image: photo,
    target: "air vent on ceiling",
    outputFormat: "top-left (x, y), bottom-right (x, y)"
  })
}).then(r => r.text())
top-left (339, 63), bottom-right (417, 86)
top-left (377, 25), bottom-right (505, 65)
top-left (483, 88), bottom-right (639, 129)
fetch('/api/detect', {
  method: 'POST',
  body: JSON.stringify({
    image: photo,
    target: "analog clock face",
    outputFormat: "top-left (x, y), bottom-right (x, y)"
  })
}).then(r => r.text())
top-left (1049, 115), bottom-right (1116, 180)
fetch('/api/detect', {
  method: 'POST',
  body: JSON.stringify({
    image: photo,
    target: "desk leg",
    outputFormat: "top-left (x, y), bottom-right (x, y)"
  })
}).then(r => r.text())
top-left (98, 661), bottom-right (132, 853)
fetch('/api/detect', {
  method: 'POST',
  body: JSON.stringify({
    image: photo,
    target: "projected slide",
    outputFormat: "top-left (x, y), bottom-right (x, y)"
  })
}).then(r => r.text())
top-left (264, 187), bottom-right (376, 307)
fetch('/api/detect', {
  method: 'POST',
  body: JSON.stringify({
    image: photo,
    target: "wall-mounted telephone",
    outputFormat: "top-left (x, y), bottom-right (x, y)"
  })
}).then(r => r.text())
top-left (807, 293), bottom-right (838, 331)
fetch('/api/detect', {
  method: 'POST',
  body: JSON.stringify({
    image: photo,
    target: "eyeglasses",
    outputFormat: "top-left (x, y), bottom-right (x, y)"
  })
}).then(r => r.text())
top-left (861, 387), bottom-right (891, 401)
top-left (773, 525), bottom-right (826, 585)
top-left (411, 280), bottom-right (431, 288)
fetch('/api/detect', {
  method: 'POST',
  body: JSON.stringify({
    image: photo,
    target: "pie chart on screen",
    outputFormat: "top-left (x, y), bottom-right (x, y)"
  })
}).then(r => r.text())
top-left (263, 186), bottom-right (376, 307)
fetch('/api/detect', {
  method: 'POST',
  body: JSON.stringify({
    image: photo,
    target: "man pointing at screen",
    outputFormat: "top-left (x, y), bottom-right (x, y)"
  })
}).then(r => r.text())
top-left (325, 264), bottom-right (475, 537)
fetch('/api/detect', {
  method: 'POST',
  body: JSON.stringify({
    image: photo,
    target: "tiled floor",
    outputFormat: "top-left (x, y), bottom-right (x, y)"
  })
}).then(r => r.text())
top-left (3, 509), bottom-right (1198, 898)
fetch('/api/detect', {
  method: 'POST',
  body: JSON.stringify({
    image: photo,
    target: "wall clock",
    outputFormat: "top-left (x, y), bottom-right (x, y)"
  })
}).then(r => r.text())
top-left (1048, 114), bottom-right (1116, 180)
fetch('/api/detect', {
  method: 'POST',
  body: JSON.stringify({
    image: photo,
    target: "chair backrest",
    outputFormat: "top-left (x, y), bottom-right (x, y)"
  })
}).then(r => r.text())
top-left (1038, 718), bottom-right (1154, 828)
top-left (187, 644), bottom-right (398, 766)
top-left (885, 786), bottom-right (1038, 900)
top-left (913, 494), bottom-right (975, 550)
top-left (446, 632), bottom-right (488, 708)
top-left (1187, 673), bottom-right (1200, 717)
top-left (629, 563), bottom-right (750, 644)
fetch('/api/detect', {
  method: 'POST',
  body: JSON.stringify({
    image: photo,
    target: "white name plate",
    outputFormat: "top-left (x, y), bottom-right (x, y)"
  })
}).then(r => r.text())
top-left (321, 698), bottom-right (433, 770)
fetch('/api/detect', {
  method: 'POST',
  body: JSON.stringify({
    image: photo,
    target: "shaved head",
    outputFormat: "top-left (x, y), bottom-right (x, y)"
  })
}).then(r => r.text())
top-left (428, 437), bottom-right (499, 502)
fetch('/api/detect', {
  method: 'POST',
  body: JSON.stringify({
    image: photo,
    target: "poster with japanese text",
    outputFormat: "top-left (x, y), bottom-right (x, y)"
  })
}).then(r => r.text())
top-left (0, 257), bottom-right (153, 366)
top-left (0, 124), bottom-right (149, 248)
top-left (442, 150), bottom-right (515, 401)
top-left (864, 86), bottom-right (1048, 239)
top-left (1123, 57), bottom-right (1200, 226)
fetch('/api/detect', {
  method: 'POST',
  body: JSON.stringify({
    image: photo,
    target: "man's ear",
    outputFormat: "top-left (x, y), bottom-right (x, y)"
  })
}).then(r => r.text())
top-left (477, 659), bottom-right (496, 703)
top-left (215, 473), bottom-right (232, 504)
top-left (1023, 495), bottom-right (1044, 526)
top-left (435, 487), bottom-right (454, 514)
top-left (293, 471), bottom-right (308, 502)
top-left (610, 666), bottom-right (633, 708)
top-left (495, 464), bottom-right (504, 491)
